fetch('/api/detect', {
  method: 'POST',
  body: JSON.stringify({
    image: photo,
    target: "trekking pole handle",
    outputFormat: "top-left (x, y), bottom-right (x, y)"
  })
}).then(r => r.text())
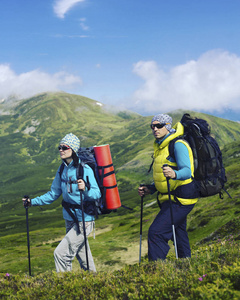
top-left (162, 164), bottom-right (169, 178)
top-left (23, 195), bottom-right (31, 208)
top-left (139, 183), bottom-right (146, 197)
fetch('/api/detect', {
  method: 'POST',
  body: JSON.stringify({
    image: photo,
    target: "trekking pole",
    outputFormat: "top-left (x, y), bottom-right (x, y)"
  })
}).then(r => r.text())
top-left (162, 165), bottom-right (178, 259)
top-left (80, 190), bottom-right (89, 271)
top-left (139, 184), bottom-right (144, 263)
top-left (23, 195), bottom-right (32, 276)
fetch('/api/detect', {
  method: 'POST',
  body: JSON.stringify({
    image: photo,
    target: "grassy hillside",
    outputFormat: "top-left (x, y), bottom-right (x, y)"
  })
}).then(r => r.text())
top-left (0, 92), bottom-right (240, 291)
top-left (0, 93), bottom-right (240, 300)
top-left (0, 93), bottom-right (140, 202)
top-left (1, 218), bottom-right (240, 299)
top-left (1, 94), bottom-right (239, 193)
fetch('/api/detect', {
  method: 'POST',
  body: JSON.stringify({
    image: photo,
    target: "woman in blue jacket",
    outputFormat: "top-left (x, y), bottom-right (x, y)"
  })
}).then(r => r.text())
top-left (22, 133), bottom-right (101, 273)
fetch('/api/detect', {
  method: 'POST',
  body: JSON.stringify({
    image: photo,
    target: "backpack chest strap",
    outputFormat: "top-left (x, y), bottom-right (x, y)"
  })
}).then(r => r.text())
top-left (60, 177), bottom-right (78, 193)
top-left (61, 177), bottom-right (90, 193)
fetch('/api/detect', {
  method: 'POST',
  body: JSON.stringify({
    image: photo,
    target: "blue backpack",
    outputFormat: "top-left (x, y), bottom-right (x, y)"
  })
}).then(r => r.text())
top-left (59, 147), bottom-right (132, 222)
top-left (169, 114), bottom-right (231, 199)
top-left (59, 147), bottom-right (114, 219)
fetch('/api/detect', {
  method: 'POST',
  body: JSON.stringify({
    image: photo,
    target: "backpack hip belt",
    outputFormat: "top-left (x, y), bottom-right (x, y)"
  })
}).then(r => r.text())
top-left (62, 200), bottom-right (82, 234)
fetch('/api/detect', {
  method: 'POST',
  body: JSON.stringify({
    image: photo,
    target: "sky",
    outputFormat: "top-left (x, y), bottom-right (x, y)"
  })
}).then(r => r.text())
top-left (1, 0), bottom-right (240, 121)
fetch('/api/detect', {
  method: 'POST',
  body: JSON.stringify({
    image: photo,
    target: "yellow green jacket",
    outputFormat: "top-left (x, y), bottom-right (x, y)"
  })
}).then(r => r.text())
top-left (153, 122), bottom-right (198, 205)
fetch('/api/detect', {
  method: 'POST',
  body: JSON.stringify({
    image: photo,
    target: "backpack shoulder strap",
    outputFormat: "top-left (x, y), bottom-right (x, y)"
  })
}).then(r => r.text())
top-left (76, 162), bottom-right (84, 179)
top-left (169, 139), bottom-right (176, 159)
top-left (59, 161), bottom-right (84, 180)
top-left (59, 163), bottom-right (64, 178)
top-left (148, 154), bottom-right (154, 173)
top-left (76, 162), bottom-right (90, 190)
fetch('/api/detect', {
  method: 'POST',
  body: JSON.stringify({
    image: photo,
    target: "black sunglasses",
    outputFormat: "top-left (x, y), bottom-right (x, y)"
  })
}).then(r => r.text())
top-left (150, 123), bottom-right (169, 130)
top-left (58, 145), bottom-right (71, 151)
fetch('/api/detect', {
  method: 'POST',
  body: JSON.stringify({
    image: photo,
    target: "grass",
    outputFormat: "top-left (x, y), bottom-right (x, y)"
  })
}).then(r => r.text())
top-left (0, 232), bottom-right (239, 299)
top-left (0, 93), bottom-right (240, 298)
top-left (0, 185), bottom-right (238, 276)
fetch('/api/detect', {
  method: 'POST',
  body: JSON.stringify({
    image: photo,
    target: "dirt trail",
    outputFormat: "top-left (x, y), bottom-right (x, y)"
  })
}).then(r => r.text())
top-left (72, 239), bottom-right (148, 273)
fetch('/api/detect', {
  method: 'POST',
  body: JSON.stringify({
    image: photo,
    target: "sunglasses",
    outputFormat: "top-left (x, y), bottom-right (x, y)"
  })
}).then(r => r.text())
top-left (150, 123), bottom-right (170, 130)
top-left (58, 145), bottom-right (71, 151)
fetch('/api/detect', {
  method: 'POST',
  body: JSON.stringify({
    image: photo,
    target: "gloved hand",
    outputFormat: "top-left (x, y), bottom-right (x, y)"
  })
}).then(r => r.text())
top-left (22, 195), bottom-right (31, 207)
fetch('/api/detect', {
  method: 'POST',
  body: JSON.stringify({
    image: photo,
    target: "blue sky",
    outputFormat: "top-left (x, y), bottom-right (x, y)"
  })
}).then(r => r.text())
top-left (1, 0), bottom-right (240, 121)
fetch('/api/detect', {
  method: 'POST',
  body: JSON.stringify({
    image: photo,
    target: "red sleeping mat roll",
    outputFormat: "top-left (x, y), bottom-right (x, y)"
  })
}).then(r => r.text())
top-left (93, 144), bottom-right (121, 210)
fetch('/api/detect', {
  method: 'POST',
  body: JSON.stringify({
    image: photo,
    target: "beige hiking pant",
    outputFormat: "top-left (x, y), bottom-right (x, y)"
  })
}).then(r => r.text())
top-left (54, 220), bottom-right (96, 272)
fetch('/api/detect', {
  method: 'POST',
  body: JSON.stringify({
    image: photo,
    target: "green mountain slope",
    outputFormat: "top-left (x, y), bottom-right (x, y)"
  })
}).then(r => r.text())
top-left (0, 92), bottom-right (140, 201)
top-left (0, 92), bottom-right (240, 275)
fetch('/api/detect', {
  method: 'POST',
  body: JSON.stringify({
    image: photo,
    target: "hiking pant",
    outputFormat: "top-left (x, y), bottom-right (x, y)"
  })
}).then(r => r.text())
top-left (148, 200), bottom-right (195, 261)
top-left (54, 220), bottom-right (96, 272)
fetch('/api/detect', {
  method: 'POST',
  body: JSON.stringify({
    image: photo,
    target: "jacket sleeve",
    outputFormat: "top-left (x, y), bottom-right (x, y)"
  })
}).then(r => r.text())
top-left (82, 165), bottom-right (101, 201)
top-left (31, 168), bottom-right (62, 206)
top-left (174, 141), bottom-right (192, 180)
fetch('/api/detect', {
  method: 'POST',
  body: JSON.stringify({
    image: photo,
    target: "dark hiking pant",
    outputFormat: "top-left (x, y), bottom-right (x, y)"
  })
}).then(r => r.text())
top-left (148, 200), bottom-right (195, 261)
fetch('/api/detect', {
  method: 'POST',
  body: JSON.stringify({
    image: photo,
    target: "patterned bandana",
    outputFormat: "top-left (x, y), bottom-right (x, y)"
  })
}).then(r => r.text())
top-left (151, 114), bottom-right (172, 131)
top-left (59, 133), bottom-right (80, 154)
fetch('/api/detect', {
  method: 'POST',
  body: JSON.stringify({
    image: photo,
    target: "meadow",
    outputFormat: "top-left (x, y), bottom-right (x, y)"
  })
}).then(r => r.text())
top-left (0, 93), bottom-right (239, 298)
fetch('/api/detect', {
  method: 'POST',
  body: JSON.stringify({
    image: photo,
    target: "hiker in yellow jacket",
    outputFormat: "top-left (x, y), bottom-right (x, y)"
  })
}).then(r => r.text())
top-left (138, 114), bottom-right (198, 260)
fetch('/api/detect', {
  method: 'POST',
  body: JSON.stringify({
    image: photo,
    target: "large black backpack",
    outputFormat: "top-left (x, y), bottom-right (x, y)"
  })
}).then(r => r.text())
top-left (169, 113), bottom-right (231, 199)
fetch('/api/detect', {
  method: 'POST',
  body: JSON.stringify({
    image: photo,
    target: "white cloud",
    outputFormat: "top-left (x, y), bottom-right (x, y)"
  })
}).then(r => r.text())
top-left (53, 0), bottom-right (85, 19)
top-left (131, 50), bottom-right (240, 114)
top-left (79, 17), bottom-right (89, 31)
top-left (0, 64), bottom-right (82, 100)
top-left (54, 33), bottom-right (89, 38)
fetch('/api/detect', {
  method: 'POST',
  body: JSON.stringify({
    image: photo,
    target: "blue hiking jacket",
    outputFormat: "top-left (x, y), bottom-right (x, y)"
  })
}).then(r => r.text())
top-left (31, 159), bottom-right (101, 222)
